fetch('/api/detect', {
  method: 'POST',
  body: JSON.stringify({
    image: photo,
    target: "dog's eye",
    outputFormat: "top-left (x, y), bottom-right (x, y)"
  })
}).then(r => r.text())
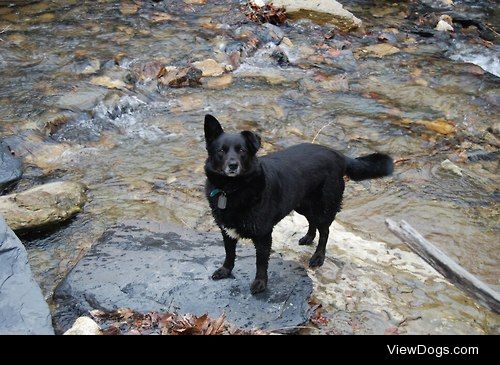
top-left (217, 148), bottom-right (225, 154)
top-left (239, 147), bottom-right (246, 153)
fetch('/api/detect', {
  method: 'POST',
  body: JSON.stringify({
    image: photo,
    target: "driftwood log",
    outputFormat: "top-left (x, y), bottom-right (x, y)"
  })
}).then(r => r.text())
top-left (386, 218), bottom-right (500, 314)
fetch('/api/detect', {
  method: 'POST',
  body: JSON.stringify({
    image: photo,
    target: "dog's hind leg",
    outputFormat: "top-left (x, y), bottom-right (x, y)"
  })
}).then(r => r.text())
top-left (299, 219), bottom-right (316, 246)
top-left (309, 223), bottom-right (330, 268)
top-left (309, 175), bottom-right (344, 268)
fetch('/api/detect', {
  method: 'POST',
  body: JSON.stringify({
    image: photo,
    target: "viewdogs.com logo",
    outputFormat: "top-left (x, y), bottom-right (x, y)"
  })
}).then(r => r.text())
top-left (387, 345), bottom-right (479, 358)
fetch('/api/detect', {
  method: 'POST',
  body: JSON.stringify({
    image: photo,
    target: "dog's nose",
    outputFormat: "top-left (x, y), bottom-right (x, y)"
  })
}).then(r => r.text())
top-left (228, 163), bottom-right (239, 171)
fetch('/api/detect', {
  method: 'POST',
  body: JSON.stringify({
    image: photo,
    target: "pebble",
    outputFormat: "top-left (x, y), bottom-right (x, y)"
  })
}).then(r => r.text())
top-left (441, 159), bottom-right (463, 176)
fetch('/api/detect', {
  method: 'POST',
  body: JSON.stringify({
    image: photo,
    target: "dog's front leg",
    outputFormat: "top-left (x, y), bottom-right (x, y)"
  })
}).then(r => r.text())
top-left (251, 233), bottom-right (272, 294)
top-left (212, 230), bottom-right (237, 280)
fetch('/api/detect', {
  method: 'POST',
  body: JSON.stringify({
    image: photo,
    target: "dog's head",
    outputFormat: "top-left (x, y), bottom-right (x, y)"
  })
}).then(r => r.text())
top-left (204, 114), bottom-right (261, 177)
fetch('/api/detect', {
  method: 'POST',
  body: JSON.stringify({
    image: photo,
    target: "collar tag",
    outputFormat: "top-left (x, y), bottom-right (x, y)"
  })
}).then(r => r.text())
top-left (217, 194), bottom-right (227, 209)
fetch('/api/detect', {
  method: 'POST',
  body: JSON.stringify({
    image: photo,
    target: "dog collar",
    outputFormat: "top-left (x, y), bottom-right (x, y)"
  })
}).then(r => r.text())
top-left (209, 188), bottom-right (224, 198)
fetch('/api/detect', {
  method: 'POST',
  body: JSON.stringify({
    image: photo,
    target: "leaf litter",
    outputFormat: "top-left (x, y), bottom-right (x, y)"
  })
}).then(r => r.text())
top-left (89, 308), bottom-right (268, 335)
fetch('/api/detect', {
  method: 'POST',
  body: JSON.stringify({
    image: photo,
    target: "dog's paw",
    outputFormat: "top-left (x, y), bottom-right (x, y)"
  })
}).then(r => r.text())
top-left (298, 235), bottom-right (314, 246)
top-left (211, 267), bottom-right (232, 280)
top-left (250, 278), bottom-right (267, 295)
top-left (309, 253), bottom-right (325, 268)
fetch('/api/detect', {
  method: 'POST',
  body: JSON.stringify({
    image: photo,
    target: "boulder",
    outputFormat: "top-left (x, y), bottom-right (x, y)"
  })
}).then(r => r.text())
top-left (266, 0), bottom-right (362, 30)
top-left (53, 220), bottom-right (313, 333)
top-left (64, 317), bottom-right (101, 335)
top-left (0, 141), bottom-right (22, 193)
top-left (0, 216), bottom-right (54, 335)
top-left (0, 181), bottom-right (87, 231)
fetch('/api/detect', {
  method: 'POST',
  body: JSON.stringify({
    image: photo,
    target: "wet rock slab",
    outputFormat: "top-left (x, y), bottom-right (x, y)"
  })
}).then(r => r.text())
top-left (0, 141), bottom-right (22, 193)
top-left (53, 220), bottom-right (313, 333)
top-left (0, 216), bottom-right (54, 335)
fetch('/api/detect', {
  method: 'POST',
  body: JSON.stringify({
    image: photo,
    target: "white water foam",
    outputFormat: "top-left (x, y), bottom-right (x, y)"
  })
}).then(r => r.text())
top-left (450, 42), bottom-right (500, 78)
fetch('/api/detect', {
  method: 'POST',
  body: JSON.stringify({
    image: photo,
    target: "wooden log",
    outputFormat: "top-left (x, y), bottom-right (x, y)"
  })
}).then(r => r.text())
top-left (386, 218), bottom-right (500, 313)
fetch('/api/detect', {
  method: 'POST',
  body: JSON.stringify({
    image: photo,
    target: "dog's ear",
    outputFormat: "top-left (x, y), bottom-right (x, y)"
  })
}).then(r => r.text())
top-left (204, 114), bottom-right (224, 147)
top-left (241, 131), bottom-right (261, 155)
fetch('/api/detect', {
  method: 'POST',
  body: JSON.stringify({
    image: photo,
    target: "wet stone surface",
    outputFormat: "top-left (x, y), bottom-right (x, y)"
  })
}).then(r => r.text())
top-left (53, 220), bottom-right (313, 333)
top-left (0, 141), bottom-right (22, 193)
top-left (0, 216), bottom-right (54, 335)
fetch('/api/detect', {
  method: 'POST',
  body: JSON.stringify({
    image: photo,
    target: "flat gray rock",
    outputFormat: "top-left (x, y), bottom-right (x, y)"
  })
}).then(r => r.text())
top-left (0, 141), bottom-right (22, 193)
top-left (53, 220), bottom-right (313, 333)
top-left (0, 216), bottom-right (54, 335)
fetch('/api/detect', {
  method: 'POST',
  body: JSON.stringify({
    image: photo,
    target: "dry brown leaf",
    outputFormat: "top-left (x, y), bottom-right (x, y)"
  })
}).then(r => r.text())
top-left (211, 314), bottom-right (226, 335)
top-left (418, 118), bottom-right (456, 135)
top-left (245, 1), bottom-right (287, 25)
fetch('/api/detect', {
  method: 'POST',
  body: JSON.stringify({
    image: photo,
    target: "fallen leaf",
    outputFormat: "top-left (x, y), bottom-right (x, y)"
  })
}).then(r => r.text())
top-left (102, 325), bottom-right (120, 335)
top-left (117, 307), bottom-right (134, 320)
top-left (89, 309), bottom-right (106, 319)
top-left (125, 329), bottom-right (141, 335)
top-left (418, 118), bottom-right (455, 135)
top-left (245, 1), bottom-right (287, 25)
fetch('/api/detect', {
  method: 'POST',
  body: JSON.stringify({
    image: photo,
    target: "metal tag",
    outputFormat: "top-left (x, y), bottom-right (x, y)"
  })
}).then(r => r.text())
top-left (217, 194), bottom-right (227, 209)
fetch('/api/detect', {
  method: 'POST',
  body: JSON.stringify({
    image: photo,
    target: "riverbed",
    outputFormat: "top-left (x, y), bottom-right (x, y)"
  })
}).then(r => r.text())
top-left (0, 0), bottom-right (498, 334)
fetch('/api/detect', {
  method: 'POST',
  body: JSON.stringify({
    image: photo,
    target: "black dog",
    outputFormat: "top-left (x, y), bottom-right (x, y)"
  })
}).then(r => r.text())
top-left (204, 114), bottom-right (393, 294)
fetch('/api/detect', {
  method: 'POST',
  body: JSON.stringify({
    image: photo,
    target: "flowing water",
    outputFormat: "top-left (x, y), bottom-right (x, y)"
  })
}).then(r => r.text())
top-left (0, 0), bottom-right (498, 331)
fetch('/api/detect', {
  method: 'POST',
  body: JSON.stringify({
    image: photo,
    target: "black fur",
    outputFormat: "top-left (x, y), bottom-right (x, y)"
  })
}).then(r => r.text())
top-left (203, 115), bottom-right (393, 294)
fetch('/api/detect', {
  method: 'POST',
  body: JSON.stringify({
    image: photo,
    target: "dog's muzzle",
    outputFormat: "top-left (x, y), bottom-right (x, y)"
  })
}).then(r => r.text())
top-left (224, 162), bottom-right (241, 177)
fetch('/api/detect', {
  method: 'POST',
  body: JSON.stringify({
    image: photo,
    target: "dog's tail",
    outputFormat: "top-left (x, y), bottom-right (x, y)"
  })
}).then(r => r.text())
top-left (345, 153), bottom-right (394, 181)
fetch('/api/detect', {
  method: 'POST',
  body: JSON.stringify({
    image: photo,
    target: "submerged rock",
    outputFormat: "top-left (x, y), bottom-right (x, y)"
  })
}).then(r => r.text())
top-left (192, 59), bottom-right (225, 77)
top-left (467, 149), bottom-right (499, 162)
top-left (158, 66), bottom-right (203, 88)
top-left (357, 43), bottom-right (400, 58)
top-left (0, 181), bottom-right (87, 231)
top-left (441, 159), bottom-right (463, 176)
top-left (130, 60), bottom-right (165, 83)
top-left (436, 15), bottom-right (454, 32)
top-left (205, 74), bottom-right (233, 89)
top-left (90, 76), bottom-right (129, 91)
top-left (52, 220), bottom-right (313, 334)
top-left (55, 88), bottom-right (107, 112)
top-left (436, 19), bottom-right (454, 32)
top-left (0, 216), bottom-right (54, 335)
top-left (64, 317), bottom-right (101, 335)
top-left (0, 141), bottom-right (22, 193)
